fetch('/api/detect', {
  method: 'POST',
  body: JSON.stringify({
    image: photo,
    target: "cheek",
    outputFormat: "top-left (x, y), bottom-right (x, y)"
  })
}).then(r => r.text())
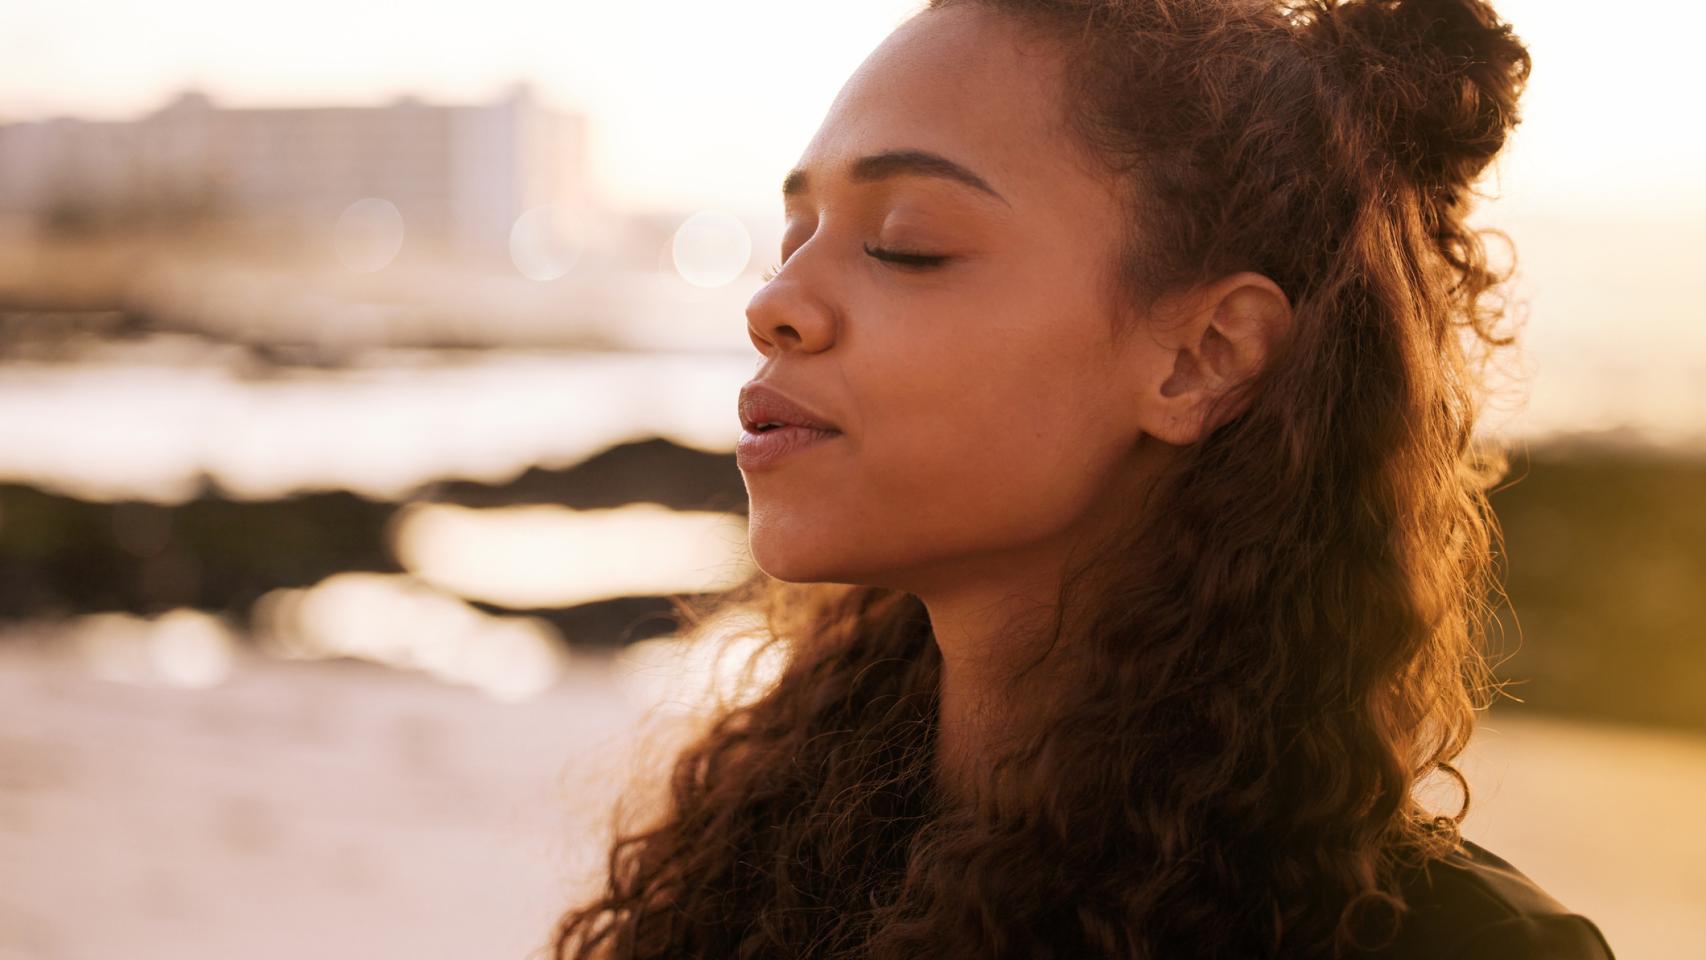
top-left (854, 335), bottom-right (1116, 548)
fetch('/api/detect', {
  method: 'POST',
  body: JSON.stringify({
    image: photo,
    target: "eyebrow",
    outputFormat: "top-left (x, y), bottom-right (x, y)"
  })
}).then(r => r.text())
top-left (782, 149), bottom-right (1010, 208)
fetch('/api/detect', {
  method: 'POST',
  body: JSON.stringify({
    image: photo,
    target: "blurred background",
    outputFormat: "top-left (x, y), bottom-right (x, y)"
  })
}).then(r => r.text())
top-left (0, 1), bottom-right (1700, 958)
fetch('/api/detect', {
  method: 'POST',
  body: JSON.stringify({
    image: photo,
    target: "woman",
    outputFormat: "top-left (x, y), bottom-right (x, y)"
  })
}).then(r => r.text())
top-left (555, 0), bottom-right (1616, 956)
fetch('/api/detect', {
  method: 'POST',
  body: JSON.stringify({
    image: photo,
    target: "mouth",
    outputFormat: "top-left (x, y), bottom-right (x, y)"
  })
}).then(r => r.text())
top-left (748, 421), bottom-right (841, 435)
top-left (736, 423), bottom-right (843, 470)
top-left (737, 382), bottom-right (842, 437)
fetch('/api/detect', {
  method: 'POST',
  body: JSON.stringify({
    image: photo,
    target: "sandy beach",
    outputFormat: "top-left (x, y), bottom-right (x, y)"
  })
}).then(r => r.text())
top-left (1, 639), bottom-right (1697, 960)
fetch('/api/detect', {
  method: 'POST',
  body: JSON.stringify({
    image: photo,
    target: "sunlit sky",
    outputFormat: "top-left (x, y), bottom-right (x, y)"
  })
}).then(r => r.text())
top-left (2, 0), bottom-right (1703, 220)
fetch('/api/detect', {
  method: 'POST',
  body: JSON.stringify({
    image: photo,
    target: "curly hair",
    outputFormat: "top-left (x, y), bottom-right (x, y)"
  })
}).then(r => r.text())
top-left (550, 0), bottom-right (1532, 956)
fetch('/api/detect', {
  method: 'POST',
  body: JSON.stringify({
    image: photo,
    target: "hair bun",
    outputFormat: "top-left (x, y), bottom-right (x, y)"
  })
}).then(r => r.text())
top-left (1306, 0), bottom-right (1532, 196)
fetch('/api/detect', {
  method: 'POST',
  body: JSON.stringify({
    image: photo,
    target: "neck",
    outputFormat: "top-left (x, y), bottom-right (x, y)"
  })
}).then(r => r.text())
top-left (924, 575), bottom-right (1078, 811)
top-left (916, 438), bottom-right (1171, 810)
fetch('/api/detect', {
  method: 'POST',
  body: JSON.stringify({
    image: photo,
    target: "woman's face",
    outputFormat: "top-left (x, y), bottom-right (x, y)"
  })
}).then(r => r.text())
top-left (742, 5), bottom-right (1155, 595)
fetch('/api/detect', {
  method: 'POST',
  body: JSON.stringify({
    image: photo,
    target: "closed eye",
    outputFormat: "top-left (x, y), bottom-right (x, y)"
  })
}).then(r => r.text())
top-left (758, 243), bottom-right (951, 283)
top-left (864, 242), bottom-right (949, 269)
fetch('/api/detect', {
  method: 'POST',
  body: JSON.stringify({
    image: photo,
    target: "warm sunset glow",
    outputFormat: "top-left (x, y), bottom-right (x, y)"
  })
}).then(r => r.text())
top-left (2, 1), bottom-right (1699, 218)
top-left (0, 6), bottom-right (1699, 959)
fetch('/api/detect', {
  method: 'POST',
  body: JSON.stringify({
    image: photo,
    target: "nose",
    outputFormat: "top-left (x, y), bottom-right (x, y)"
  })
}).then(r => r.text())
top-left (744, 253), bottom-right (837, 356)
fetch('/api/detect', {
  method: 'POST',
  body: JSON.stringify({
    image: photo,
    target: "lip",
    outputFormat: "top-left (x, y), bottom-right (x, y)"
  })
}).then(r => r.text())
top-left (736, 423), bottom-right (843, 471)
top-left (738, 382), bottom-right (842, 435)
top-left (736, 381), bottom-right (843, 472)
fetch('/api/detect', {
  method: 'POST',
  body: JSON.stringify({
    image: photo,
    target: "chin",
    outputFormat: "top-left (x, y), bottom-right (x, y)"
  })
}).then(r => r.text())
top-left (748, 541), bottom-right (828, 584)
top-left (746, 526), bottom-right (853, 586)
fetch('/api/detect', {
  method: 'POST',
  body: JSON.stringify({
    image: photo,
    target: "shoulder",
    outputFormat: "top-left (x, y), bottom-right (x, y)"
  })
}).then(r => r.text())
top-left (1358, 838), bottom-right (1617, 959)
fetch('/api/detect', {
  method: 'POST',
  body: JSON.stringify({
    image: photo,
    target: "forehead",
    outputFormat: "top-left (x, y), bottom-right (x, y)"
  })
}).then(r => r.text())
top-left (791, 6), bottom-right (1098, 210)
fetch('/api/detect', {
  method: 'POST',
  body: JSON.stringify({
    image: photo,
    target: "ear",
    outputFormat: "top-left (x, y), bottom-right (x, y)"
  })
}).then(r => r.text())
top-left (1130, 272), bottom-right (1292, 446)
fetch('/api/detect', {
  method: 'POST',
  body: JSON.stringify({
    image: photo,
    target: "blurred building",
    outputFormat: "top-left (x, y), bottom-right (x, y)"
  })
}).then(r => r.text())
top-left (0, 83), bottom-right (592, 258)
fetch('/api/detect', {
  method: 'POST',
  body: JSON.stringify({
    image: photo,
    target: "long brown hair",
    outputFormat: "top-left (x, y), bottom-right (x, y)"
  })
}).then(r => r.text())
top-left (551, 0), bottom-right (1532, 956)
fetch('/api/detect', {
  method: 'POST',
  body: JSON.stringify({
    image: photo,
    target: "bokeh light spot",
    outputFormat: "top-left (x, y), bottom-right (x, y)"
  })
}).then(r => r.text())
top-left (671, 210), bottom-right (752, 288)
top-left (389, 502), bottom-right (752, 609)
top-left (148, 609), bottom-right (238, 688)
top-left (70, 609), bottom-right (237, 689)
top-left (333, 198), bottom-right (405, 273)
top-left (509, 205), bottom-right (586, 281)
top-left (254, 572), bottom-right (568, 702)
